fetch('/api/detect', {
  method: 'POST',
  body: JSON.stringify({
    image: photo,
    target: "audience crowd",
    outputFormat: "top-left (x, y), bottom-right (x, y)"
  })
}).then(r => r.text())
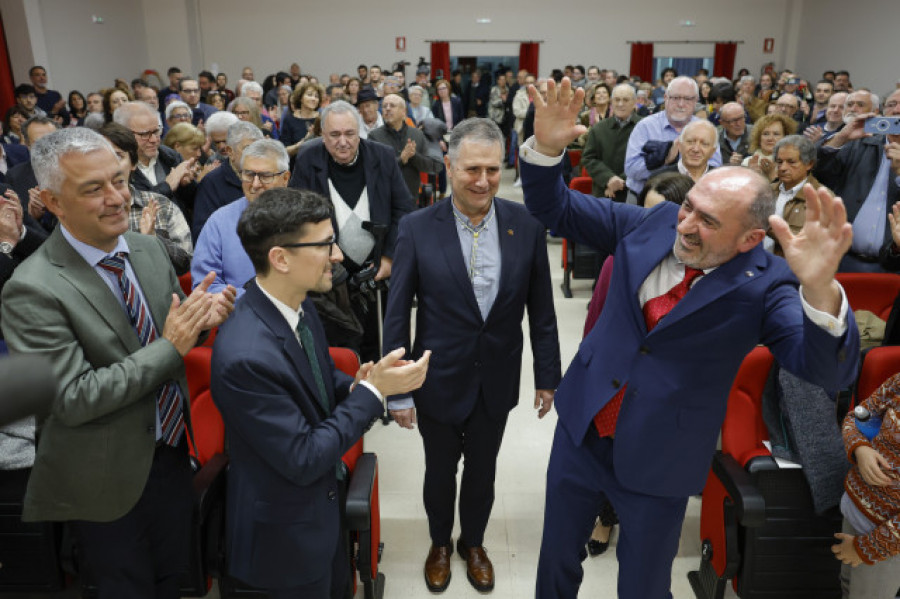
top-left (1, 55), bottom-right (899, 598)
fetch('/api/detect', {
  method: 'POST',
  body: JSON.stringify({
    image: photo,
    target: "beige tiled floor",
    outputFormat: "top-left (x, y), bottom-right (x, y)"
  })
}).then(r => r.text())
top-left (356, 168), bottom-right (733, 598)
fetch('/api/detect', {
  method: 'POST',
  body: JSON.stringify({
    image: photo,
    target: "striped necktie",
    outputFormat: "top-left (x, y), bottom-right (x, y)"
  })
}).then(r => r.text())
top-left (98, 253), bottom-right (184, 446)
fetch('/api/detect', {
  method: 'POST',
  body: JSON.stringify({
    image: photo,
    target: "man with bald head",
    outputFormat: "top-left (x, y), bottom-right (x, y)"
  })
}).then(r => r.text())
top-left (717, 102), bottom-right (751, 165)
top-left (649, 119), bottom-right (718, 182)
top-left (803, 91), bottom-right (847, 145)
top-left (369, 94), bottom-right (443, 201)
top-left (519, 78), bottom-right (859, 598)
top-left (624, 76), bottom-right (722, 200)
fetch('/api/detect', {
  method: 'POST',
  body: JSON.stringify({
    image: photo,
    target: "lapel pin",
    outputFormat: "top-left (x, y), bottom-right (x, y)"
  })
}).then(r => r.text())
top-left (745, 270), bottom-right (754, 277)
top-left (507, 229), bottom-right (514, 236)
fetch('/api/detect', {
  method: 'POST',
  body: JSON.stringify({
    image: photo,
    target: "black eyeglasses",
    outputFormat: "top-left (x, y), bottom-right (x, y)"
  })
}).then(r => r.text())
top-left (280, 236), bottom-right (337, 254)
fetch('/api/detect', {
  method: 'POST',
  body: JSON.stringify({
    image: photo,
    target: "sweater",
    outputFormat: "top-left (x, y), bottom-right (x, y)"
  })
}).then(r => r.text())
top-left (842, 373), bottom-right (900, 564)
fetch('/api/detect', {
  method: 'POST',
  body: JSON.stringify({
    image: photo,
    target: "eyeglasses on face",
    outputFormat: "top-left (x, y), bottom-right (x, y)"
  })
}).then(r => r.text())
top-left (279, 235), bottom-right (338, 254)
top-left (132, 127), bottom-right (162, 140)
top-left (667, 95), bottom-right (698, 104)
top-left (240, 170), bottom-right (286, 184)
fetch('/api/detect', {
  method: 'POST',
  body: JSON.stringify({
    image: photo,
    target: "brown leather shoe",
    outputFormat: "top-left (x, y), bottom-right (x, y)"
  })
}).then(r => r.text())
top-left (424, 544), bottom-right (453, 592)
top-left (456, 539), bottom-right (495, 592)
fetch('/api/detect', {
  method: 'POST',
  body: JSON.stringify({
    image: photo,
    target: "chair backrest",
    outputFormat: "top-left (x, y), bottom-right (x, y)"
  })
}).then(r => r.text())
top-left (720, 346), bottom-right (775, 467)
top-left (569, 176), bottom-right (593, 195)
top-left (178, 272), bottom-right (193, 297)
top-left (184, 346), bottom-right (213, 404)
top-left (835, 272), bottom-right (900, 321)
top-left (188, 389), bottom-right (225, 465)
top-left (329, 347), bottom-right (366, 472)
top-left (855, 345), bottom-right (900, 404)
top-left (567, 149), bottom-right (582, 170)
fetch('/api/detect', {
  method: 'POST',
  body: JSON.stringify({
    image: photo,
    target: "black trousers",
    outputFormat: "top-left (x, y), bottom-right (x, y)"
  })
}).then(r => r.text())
top-left (417, 395), bottom-right (508, 548)
top-left (72, 441), bottom-right (192, 599)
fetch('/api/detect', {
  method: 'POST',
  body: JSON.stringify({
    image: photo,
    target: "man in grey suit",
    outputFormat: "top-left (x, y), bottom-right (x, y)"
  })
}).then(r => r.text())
top-left (0, 127), bottom-right (235, 598)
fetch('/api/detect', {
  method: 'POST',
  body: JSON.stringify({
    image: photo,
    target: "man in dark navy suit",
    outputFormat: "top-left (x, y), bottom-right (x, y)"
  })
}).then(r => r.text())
top-left (211, 187), bottom-right (430, 598)
top-left (383, 118), bottom-right (561, 593)
top-left (521, 78), bottom-right (860, 599)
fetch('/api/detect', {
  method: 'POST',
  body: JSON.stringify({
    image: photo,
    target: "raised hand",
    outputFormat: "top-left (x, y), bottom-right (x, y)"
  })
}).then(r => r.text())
top-left (530, 77), bottom-right (587, 156)
top-left (769, 184), bottom-right (852, 315)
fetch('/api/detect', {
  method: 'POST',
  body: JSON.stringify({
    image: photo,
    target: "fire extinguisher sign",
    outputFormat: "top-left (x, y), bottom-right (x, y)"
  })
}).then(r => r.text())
top-left (396, 37), bottom-right (406, 52)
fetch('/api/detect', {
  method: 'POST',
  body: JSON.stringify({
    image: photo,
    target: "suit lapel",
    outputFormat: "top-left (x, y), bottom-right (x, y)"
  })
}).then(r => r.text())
top-left (435, 200), bottom-right (483, 319)
top-left (245, 282), bottom-right (329, 418)
top-left (650, 247), bottom-right (767, 334)
top-left (46, 230), bottom-right (141, 352)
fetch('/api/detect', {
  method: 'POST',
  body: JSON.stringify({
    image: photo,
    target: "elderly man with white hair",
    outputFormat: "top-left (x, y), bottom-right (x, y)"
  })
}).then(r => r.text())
top-left (624, 76), bottom-right (722, 201)
top-left (241, 81), bottom-right (279, 139)
top-left (648, 118), bottom-right (719, 182)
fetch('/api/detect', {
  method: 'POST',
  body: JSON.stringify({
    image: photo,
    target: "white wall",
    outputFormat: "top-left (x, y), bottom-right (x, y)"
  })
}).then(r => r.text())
top-left (795, 0), bottom-right (900, 97)
top-left (2, 0), bottom-right (895, 99)
top-left (0, 0), bottom-right (150, 97)
top-left (190, 0), bottom-right (801, 83)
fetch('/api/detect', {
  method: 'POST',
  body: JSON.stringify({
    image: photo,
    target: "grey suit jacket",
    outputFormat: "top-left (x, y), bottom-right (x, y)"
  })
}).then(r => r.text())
top-left (1, 229), bottom-right (189, 522)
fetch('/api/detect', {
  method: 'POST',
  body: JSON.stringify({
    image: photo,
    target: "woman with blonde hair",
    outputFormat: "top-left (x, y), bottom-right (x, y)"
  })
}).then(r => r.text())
top-left (163, 122), bottom-right (218, 181)
top-left (741, 113), bottom-right (796, 181)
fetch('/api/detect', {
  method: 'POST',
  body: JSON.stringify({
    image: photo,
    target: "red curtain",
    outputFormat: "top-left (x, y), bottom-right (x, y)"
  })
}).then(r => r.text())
top-left (629, 43), bottom-right (654, 83)
top-left (0, 14), bottom-right (16, 118)
top-left (713, 42), bottom-right (737, 79)
top-left (430, 42), bottom-right (450, 86)
top-left (519, 42), bottom-right (539, 76)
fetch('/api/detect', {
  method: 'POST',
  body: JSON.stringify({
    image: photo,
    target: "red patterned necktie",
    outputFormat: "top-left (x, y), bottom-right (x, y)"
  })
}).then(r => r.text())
top-left (593, 265), bottom-right (705, 438)
top-left (98, 253), bottom-right (184, 446)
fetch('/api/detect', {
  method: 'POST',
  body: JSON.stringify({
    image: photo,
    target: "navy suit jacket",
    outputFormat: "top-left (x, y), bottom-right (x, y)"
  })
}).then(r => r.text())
top-left (288, 137), bottom-right (413, 259)
top-left (431, 97), bottom-right (464, 128)
top-left (382, 198), bottom-right (561, 424)
top-left (210, 280), bottom-right (383, 589)
top-left (1, 143), bottom-right (29, 183)
top-left (522, 158), bottom-right (860, 497)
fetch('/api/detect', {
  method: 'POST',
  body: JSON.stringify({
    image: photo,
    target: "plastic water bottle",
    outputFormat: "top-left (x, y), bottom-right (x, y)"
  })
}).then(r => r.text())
top-left (854, 406), bottom-right (882, 441)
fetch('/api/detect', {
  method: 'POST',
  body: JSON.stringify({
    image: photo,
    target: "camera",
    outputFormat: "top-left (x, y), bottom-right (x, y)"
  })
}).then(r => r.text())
top-left (864, 116), bottom-right (900, 135)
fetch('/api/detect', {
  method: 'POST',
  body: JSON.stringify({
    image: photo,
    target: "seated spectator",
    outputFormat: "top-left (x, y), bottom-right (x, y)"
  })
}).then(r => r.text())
top-left (192, 139), bottom-right (290, 296)
top-left (357, 87), bottom-right (383, 138)
top-left (179, 76), bottom-right (217, 123)
top-left (742, 113), bottom-right (796, 182)
top-left (2, 106), bottom-right (28, 145)
top-left (0, 185), bottom-right (47, 340)
top-left (204, 110), bottom-right (240, 164)
top-left (625, 76), bottom-right (722, 199)
top-left (718, 102), bottom-right (752, 165)
top-left (815, 88), bottom-right (900, 272)
top-left (408, 85), bottom-right (434, 126)
top-left (281, 82), bottom-right (322, 157)
top-left (192, 121), bottom-right (262, 241)
top-left (240, 81), bottom-right (278, 139)
top-left (649, 119), bottom-right (719, 183)
top-left (98, 123), bottom-right (193, 275)
top-left (581, 83), bottom-right (641, 202)
top-left (833, 374), bottom-right (900, 596)
top-left (369, 94), bottom-right (443, 201)
top-left (114, 101), bottom-right (198, 216)
top-left (164, 100), bottom-right (193, 134)
top-left (102, 87), bottom-right (133, 124)
top-left (804, 91), bottom-right (848, 145)
top-left (773, 92), bottom-right (803, 123)
top-left (765, 135), bottom-right (820, 255)
top-left (7, 116), bottom-right (58, 232)
top-left (67, 91), bottom-right (88, 126)
top-left (164, 122), bottom-right (217, 181)
top-left (345, 77), bottom-right (361, 106)
top-left (580, 83), bottom-right (611, 128)
top-left (13, 84), bottom-right (44, 119)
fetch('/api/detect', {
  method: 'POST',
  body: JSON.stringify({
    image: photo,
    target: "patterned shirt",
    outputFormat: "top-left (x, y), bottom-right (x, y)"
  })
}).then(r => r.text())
top-left (127, 186), bottom-right (193, 275)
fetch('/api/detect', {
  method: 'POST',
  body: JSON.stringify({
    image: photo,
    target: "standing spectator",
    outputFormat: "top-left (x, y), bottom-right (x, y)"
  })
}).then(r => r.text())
top-left (582, 84), bottom-right (641, 202)
top-left (718, 102), bottom-right (752, 165)
top-left (28, 66), bottom-right (66, 119)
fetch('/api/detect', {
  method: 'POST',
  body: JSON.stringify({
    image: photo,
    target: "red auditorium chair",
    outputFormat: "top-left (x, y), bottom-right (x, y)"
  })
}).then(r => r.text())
top-left (688, 346), bottom-right (843, 599)
top-left (835, 272), bottom-right (900, 321)
top-left (560, 176), bottom-right (603, 297)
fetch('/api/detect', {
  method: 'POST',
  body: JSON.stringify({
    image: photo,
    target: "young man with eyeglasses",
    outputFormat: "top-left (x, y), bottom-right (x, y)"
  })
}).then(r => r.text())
top-left (624, 76), bottom-right (722, 202)
top-left (191, 139), bottom-right (289, 298)
top-left (113, 102), bottom-right (197, 212)
top-left (210, 187), bottom-right (430, 598)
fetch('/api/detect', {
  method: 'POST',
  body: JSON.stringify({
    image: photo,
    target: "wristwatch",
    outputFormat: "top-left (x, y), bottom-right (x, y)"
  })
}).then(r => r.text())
top-left (0, 241), bottom-right (14, 256)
